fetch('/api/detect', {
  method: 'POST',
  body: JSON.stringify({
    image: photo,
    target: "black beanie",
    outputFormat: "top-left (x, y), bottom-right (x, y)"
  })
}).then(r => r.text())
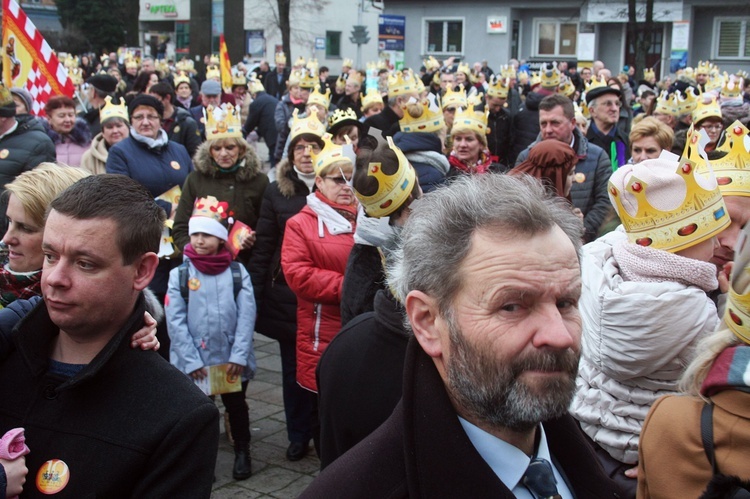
top-left (128, 94), bottom-right (164, 117)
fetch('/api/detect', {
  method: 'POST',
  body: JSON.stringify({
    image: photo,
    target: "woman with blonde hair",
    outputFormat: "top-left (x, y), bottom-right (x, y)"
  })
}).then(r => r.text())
top-left (628, 116), bottom-right (674, 164)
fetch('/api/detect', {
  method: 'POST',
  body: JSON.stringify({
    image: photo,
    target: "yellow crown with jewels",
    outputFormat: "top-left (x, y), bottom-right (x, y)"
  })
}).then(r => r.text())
top-left (558, 78), bottom-right (575, 98)
top-left (176, 58), bottom-right (194, 73)
top-left (584, 74), bottom-right (607, 94)
top-left (644, 68), bottom-right (655, 81)
top-left (423, 56), bottom-right (440, 72)
top-left (99, 96), bottom-right (128, 124)
top-left (500, 64), bottom-right (516, 80)
top-left (232, 71), bottom-right (247, 87)
top-left (608, 129), bottom-right (729, 253)
top-left (311, 133), bottom-right (352, 176)
top-left (248, 74), bottom-right (265, 94)
top-left (696, 60), bottom-right (712, 76)
top-left (203, 103), bottom-right (242, 140)
top-left (342, 58), bottom-right (354, 69)
top-left (307, 86), bottom-right (331, 109)
top-left (722, 76), bottom-right (744, 100)
top-left (289, 108), bottom-right (326, 142)
top-left (706, 71), bottom-right (726, 93)
top-left (299, 68), bottom-right (318, 89)
top-left (400, 98), bottom-right (445, 133)
top-left (486, 75), bottom-right (509, 99)
top-left (442, 84), bottom-right (468, 109)
top-left (541, 64), bottom-right (561, 88)
top-left (275, 52), bottom-right (286, 65)
top-left (457, 62), bottom-right (470, 76)
top-left (388, 70), bottom-right (418, 98)
top-left (209, 55), bottom-right (220, 66)
top-left (347, 71), bottom-right (364, 86)
top-left (451, 102), bottom-right (489, 137)
top-left (173, 71), bottom-right (190, 88)
top-left (654, 90), bottom-right (682, 117)
top-left (680, 87), bottom-right (700, 114)
top-left (64, 55), bottom-right (79, 70)
top-left (529, 71), bottom-right (542, 87)
top-left (355, 136), bottom-right (417, 218)
top-left (361, 88), bottom-right (384, 110)
top-left (724, 221), bottom-right (750, 344)
top-left (206, 65), bottom-right (220, 81)
top-left (701, 120), bottom-right (750, 197)
top-left (692, 95), bottom-right (721, 123)
top-left (328, 108), bottom-right (358, 129)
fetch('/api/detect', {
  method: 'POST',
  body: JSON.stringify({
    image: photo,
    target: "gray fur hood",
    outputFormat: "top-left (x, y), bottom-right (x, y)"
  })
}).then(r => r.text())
top-left (192, 140), bottom-right (263, 182)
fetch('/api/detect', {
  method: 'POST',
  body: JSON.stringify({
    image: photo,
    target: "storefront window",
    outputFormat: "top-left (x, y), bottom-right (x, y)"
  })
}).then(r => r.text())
top-left (534, 19), bottom-right (578, 57)
top-left (424, 18), bottom-right (464, 55)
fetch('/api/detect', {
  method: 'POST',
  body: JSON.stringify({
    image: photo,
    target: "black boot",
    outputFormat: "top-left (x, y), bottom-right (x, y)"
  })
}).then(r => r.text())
top-left (233, 442), bottom-right (252, 480)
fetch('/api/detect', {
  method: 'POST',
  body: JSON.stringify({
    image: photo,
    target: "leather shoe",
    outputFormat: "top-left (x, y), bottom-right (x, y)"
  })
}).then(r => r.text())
top-left (286, 441), bottom-right (308, 461)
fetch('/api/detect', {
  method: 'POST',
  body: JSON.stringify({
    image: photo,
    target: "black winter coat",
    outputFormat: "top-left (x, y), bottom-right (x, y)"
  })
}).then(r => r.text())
top-left (339, 243), bottom-right (385, 327)
top-left (363, 105), bottom-right (401, 138)
top-left (243, 91), bottom-right (279, 160)
top-left (487, 107), bottom-right (512, 167)
top-left (263, 67), bottom-right (291, 100)
top-left (165, 106), bottom-right (202, 158)
top-left (510, 91), bottom-right (545, 164)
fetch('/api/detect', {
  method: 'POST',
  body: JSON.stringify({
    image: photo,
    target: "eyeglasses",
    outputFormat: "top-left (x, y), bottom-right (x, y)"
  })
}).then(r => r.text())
top-left (598, 100), bottom-right (622, 108)
top-left (324, 175), bottom-right (352, 185)
top-left (131, 114), bottom-right (161, 122)
top-left (701, 123), bottom-right (723, 132)
top-left (294, 144), bottom-right (321, 153)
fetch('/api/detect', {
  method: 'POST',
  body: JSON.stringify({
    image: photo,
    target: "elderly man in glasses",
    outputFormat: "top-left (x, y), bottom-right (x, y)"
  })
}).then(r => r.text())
top-left (585, 84), bottom-right (630, 170)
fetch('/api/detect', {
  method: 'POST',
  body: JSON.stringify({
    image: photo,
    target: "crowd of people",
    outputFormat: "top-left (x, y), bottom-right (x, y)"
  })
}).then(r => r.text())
top-left (0, 47), bottom-right (748, 498)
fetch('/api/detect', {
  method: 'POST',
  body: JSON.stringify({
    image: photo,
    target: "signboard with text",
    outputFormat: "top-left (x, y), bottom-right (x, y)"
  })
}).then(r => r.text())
top-left (139, 0), bottom-right (190, 21)
top-left (378, 14), bottom-right (405, 52)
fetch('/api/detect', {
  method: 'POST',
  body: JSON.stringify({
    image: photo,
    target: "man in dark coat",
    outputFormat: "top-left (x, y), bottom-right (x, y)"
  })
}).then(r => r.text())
top-left (302, 174), bottom-right (623, 498)
top-left (243, 79), bottom-right (279, 165)
top-left (80, 73), bottom-right (117, 136)
top-left (0, 175), bottom-right (219, 498)
top-left (263, 55), bottom-right (290, 100)
top-left (586, 85), bottom-right (630, 170)
top-left (484, 77), bottom-right (513, 168)
top-left (363, 75), bottom-right (417, 138)
top-left (149, 82), bottom-right (202, 157)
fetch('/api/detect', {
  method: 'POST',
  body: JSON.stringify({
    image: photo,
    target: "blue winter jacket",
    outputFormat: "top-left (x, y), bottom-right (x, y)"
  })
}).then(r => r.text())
top-left (392, 132), bottom-right (449, 193)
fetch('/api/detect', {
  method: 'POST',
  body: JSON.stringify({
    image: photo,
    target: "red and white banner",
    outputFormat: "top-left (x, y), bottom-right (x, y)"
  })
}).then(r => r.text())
top-left (2, 0), bottom-right (74, 116)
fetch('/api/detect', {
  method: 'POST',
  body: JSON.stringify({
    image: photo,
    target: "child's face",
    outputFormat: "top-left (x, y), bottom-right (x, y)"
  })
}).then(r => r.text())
top-left (675, 236), bottom-right (718, 263)
top-left (190, 233), bottom-right (222, 255)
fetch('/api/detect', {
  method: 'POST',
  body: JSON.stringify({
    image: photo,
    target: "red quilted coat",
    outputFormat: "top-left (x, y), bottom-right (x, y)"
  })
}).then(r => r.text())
top-left (282, 192), bottom-right (357, 392)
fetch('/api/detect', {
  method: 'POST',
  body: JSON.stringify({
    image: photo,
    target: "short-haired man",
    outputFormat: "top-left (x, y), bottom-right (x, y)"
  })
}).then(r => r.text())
top-left (149, 81), bottom-right (202, 157)
top-left (190, 79), bottom-right (223, 140)
top-left (364, 71), bottom-right (419, 138)
top-left (585, 85), bottom-right (629, 169)
top-left (302, 174), bottom-right (622, 498)
top-left (335, 73), bottom-right (363, 119)
top-left (0, 175), bottom-right (219, 497)
top-left (516, 94), bottom-right (612, 242)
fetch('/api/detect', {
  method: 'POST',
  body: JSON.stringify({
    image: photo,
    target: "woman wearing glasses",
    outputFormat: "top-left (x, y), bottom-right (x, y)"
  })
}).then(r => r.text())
top-left (281, 133), bottom-right (357, 457)
top-left (692, 95), bottom-right (724, 153)
top-left (248, 111), bottom-right (326, 462)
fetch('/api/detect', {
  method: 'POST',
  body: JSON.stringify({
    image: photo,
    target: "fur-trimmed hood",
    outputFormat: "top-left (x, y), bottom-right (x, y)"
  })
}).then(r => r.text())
top-left (275, 157), bottom-right (309, 199)
top-left (192, 139), bottom-right (263, 182)
top-left (41, 117), bottom-right (91, 146)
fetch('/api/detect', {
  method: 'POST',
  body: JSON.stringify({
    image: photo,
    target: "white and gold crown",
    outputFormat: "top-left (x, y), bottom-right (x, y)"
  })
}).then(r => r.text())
top-left (706, 71), bottom-right (726, 93)
top-left (696, 60), bottom-right (712, 76)
top-left (541, 63), bottom-right (561, 88)
top-left (500, 64), bottom-right (517, 80)
top-left (307, 86), bottom-right (331, 109)
top-left (355, 136), bottom-right (417, 218)
top-left (232, 71), bottom-right (247, 87)
top-left (654, 90), bottom-right (682, 117)
top-left (680, 87), bottom-right (700, 114)
top-left (415, 75), bottom-right (425, 94)
top-left (176, 58), bottom-right (195, 73)
top-left (209, 55), bottom-right (220, 66)
top-left (192, 195), bottom-right (229, 221)
top-left (722, 77), bottom-right (744, 100)
top-left (486, 76), bottom-right (509, 99)
top-left (558, 78), bottom-right (575, 98)
top-left (529, 71), bottom-right (542, 87)
top-left (99, 96), bottom-right (128, 123)
top-left (451, 102), bottom-right (489, 137)
top-left (294, 56), bottom-right (306, 68)
top-left (275, 52), bottom-right (287, 65)
top-left (399, 98), bottom-right (445, 133)
top-left (63, 55), bottom-right (79, 70)
top-left (423, 56), bottom-right (440, 72)
top-left (609, 130), bottom-right (729, 253)
top-left (692, 95), bottom-right (721, 123)
top-left (644, 68), bottom-right (656, 81)
top-left (584, 74), bottom-right (607, 94)
top-left (248, 75), bottom-right (265, 94)
top-left (361, 88), bottom-right (384, 111)
top-left (68, 68), bottom-right (83, 86)
top-left (347, 71), bottom-right (364, 86)
top-left (442, 84), bottom-right (468, 109)
top-left (342, 58), bottom-right (354, 69)
top-left (457, 62), bottom-right (470, 76)
top-left (311, 133), bottom-right (352, 176)
top-left (125, 58), bottom-right (138, 71)
top-left (289, 108), bottom-right (326, 142)
top-left (725, 220), bottom-right (750, 343)
top-left (203, 103), bottom-right (242, 140)
top-left (306, 58), bottom-right (319, 74)
top-left (328, 108), bottom-right (358, 129)
top-left (299, 68), bottom-right (318, 89)
top-left (702, 120), bottom-right (750, 197)
top-left (206, 65), bottom-right (221, 81)
top-left (174, 71), bottom-right (190, 88)
top-left (387, 71), bottom-right (418, 98)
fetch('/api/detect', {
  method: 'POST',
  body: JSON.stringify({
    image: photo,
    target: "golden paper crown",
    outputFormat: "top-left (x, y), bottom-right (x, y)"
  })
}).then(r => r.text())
top-left (311, 133), bottom-right (352, 176)
top-left (68, 68), bottom-right (83, 86)
top-left (518, 71), bottom-right (529, 85)
top-left (692, 95), bottom-right (722, 124)
top-left (288, 70), bottom-right (302, 87)
top-left (306, 58), bottom-right (319, 74)
top-left (191, 195), bottom-right (230, 223)
top-left (706, 71), bottom-right (726, 93)
top-left (299, 68), bottom-right (319, 89)
top-left (294, 56), bottom-right (306, 68)
top-left (423, 56), bottom-right (440, 71)
top-left (457, 62), bottom-right (470, 76)
top-left (486, 76), bottom-right (509, 99)
top-left (206, 65), bottom-right (220, 81)
top-left (442, 84), bottom-right (468, 109)
top-left (609, 134), bottom-right (729, 252)
top-left (722, 77), bottom-right (743, 100)
top-left (529, 71), bottom-right (542, 87)
top-left (366, 61), bottom-right (377, 71)
top-left (355, 136), bottom-right (417, 218)
top-left (500, 64), bottom-right (516, 79)
top-left (174, 71), bottom-right (190, 88)
top-left (307, 86), bottom-right (331, 109)
top-left (176, 58), bottom-right (194, 73)
top-left (99, 96), bottom-right (128, 124)
top-left (203, 103), bottom-right (243, 141)
top-left (232, 71), bottom-right (247, 87)
top-left (584, 74), bottom-right (607, 94)
top-left (573, 101), bottom-right (587, 120)
top-left (681, 87), bottom-right (700, 114)
top-left (0, 85), bottom-right (11, 108)
top-left (156, 60), bottom-right (170, 76)
top-left (654, 90), bottom-right (682, 117)
top-left (125, 58), bottom-right (138, 70)
top-left (415, 76), bottom-right (425, 94)
top-left (451, 103), bottom-right (489, 137)
top-left (361, 87), bottom-right (384, 110)
top-left (388, 71), bottom-right (418, 98)
top-left (726, 263), bottom-right (750, 344)
top-left (342, 58), bottom-right (354, 69)
top-left (696, 60), bottom-right (712, 76)
top-left (248, 75), bottom-right (265, 94)
top-left (64, 55), bottom-right (79, 70)
top-left (541, 64), bottom-right (561, 88)
top-left (275, 52), bottom-right (287, 65)
top-left (347, 71), bottom-right (364, 86)
top-left (289, 108), bottom-right (326, 142)
top-left (644, 68), bottom-right (656, 81)
top-left (558, 78), bottom-right (575, 98)
top-left (399, 98), bottom-right (445, 133)
top-left (736, 70), bottom-right (749, 81)
top-left (328, 108), bottom-right (358, 129)
top-left (209, 55), bottom-right (220, 66)
top-left (702, 120), bottom-right (750, 196)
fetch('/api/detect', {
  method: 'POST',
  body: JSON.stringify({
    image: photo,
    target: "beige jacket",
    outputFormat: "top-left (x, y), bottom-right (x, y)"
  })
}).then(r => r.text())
top-left (79, 133), bottom-right (109, 175)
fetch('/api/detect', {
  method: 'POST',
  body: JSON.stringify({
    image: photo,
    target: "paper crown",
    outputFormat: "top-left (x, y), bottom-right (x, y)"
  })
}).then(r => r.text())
top-left (311, 133), bottom-right (352, 176)
top-left (529, 71), bottom-right (542, 87)
top-left (608, 132), bottom-right (729, 253)
top-left (289, 108), bottom-right (326, 142)
top-left (414, 76), bottom-right (425, 94)
top-left (294, 56), bottom-right (306, 68)
top-left (692, 95), bottom-right (722, 124)
top-left (156, 60), bottom-right (170, 75)
top-left (176, 58), bottom-right (195, 72)
top-left (558, 78), bottom-right (576, 98)
top-left (291, 68), bottom-right (318, 89)
top-left (328, 108), bottom-right (358, 130)
top-left (173, 71), bottom-right (190, 88)
top-left (700, 120), bottom-right (750, 197)
top-left (541, 64), bottom-right (561, 88)
top-left (247, 75), bottom-right (265, 94)
top-left (275, 52), bottom-right (287, 65)
top-left (342, 58), bottom-right (354, 68)
top-left (68, 68), bottom-right (83, 86)
top-left (423, 56), bottom-right (440, 71)
top-left (722, 77), bottom-right (744, 100)
top-left (355, 136), bottom-right (417, 218)
top-left (232, 71), bottom-right (247, 87)
top-left (680, 87), bottom-right (700, 114)
top-left (64, 55), bottom-right (79, 70)
top-left (451, 102), bottom-right (489, 137)
top-left (696, 60), bottom-right (712, 76)
top-left (644, 68), bottom-right (656, 81)
top-left (706, 71), bottom-right (726, 93)
top-left (573, 101), bottom-right (587, 120)
top-left (209, 55), bottom-right (220, 66)
top-left (361, 88), bottom-right (384, 110)
top-left (203, 103), bottom-right (242, 141)
top-left (399, 98), bottom-right (445, 133)
top-left (125, 58), bottom-right (138, 70)
top-left (347, 71), bottom-right (364, 86)
top-left (724, 222), bottom-right (750, 344)
top-left (517, 71), bottom-right (529, 85)
top-left (99, 96), bottom-right (128, 124)
top-left (307, 87), bottom-right (331, 110)
top-left (456, 62), bottom-right (470, 76)
top-left (654, 90), bottom-right (682, 117)
top-left (442, 84), bottom-right (468, 109)
top-left (388, 71), bottom-right (418, 98)
top-left (189, 195), bottom-right (229, 241)
top-left (584, 74), bottom-right (607, 94)
top-left (206, 65), bottom-right (220, 81)
top-left (500, 64), bottom-right (517, 80)
top-left (486, 76), bottom-right (509, 99)
top-left (306, 58), bottom-right (319, 74)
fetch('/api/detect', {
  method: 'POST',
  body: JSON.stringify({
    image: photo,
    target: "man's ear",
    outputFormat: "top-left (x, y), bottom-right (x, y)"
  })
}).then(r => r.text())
top-left (405, 290), bottom-right (445, 359)
top-left (132, 252), bottom-right (159, 291)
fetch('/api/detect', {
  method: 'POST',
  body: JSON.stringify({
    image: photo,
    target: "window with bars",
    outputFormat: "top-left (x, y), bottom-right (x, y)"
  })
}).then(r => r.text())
top-left (715, 18), bottom-right (750, 59)
top-left (534, 19), bottom-right (578, 57)
top-left (423, 18), bottom-right (464, 55)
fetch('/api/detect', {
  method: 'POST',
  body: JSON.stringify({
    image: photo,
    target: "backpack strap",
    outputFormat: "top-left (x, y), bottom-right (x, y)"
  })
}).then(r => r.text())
top-left (178, 262), bottom-right (190, 305)
top-left (230, 261), bottom-right (242, 301)
top-left (701, 402), bottom-right (719, 475)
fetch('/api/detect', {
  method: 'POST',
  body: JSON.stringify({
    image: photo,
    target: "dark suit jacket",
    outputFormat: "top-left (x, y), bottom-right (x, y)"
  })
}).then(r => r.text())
top-left (263, 67), bottom-right (290, 100)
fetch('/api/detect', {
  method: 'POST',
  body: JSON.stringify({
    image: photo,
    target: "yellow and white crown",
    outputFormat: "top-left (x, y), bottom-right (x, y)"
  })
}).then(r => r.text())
top-left (68, 68), bottom-right (83, 86)
top-left (125, 58), bottom-right (138, 70)
top-left (423, 56), bottom-right (440, 72)
top-left (541, 64), bottom-right (561, 88)
top-left (342, 58), bottom-right (354, 69)
top-left (294, 56), bottom-right (306, 68)
top-left (209, 55), bottom-right (220, 66)
top-left (574, 101), bottom-right (587, 120)
top-left (608, 133), bottom-right (729, 253)
top-left (347, 71), bottom-right (364, 86)
top-left (192, 195), bottom-right (228, 220)
top-left (289, 108), bottom-right (326, 142)
top-left (156, 60), bottom-right (170, 76)
top-left (64, 55), bottom-right (79, 70)
top-left (299, 68), bottom-right (318, 89)
top-left (306, 58), bottom-right (319, 74)
top-left (584, 74), bottom-right (607, 94)
top-left (415, 75), bottom-right (425, 94)
top-left (442, 84), bottom-right (468, 109)
top-left (361, 88), bottom-right (384, 110)
top-left (174, 71), bottom-right (190, 88)
top-left (696, 60), bottom-right (712, 76)
top-left (308, 86), bottom-right (331, 109)
top-left (248, 75), bottom-right (265, 94)
top-left (311, 133), bottom-right (352, 176)
top-left (328, 108), bottom-right (358, 129)
top-left (232, 71), bottom-right (247, 87)
top-left (722, 77), bottom-right (743, 100)
top-left (176, 58), bottom-right (195, 73)
top-left (706, 71), bottom-right (726, 93)
top-left (275, 52), bottom-right (286, 65)
top-left (725, 220), bottom-right (750, 344)
top-left (654, 90), bottom-right (682, 117)
top-left (500, 64), bottom-right (516, 80)
top-left (99, 96), bottom-right (128, 123)
top-left (451, 103), bottom-right (489, 137)
top-left (701, 120), bottom-right (750, 197)
top-left (355, 136), bottom-right (417, 218)
top-left (692, 95), bottom-right (721, 123)
top-left (203, 103), bottom-right (243, 141)
top-left (644, 68), bottom-right (656, 81)
top-left (206, 65), bottom-right (220, 81)
top-left (558, 78), bottom-right (575, 98)
top-left (399, 98), bottom-right (445, 133)
top-left (486, 76), bottom-right (509, 99)
top-left (680, 87), bottom-right (700, 114)
top-left (529, 71), bottom-right (542, 87)
top-left (457, 62), bottom-right (470, 76)
top-left (388, 71), bottom-right (418, 98)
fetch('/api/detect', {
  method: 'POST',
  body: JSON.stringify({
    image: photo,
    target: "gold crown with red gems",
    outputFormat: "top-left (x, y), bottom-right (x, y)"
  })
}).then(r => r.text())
top-left (399, 98), bottom-right (445, 133)
top-left (699, 120), bottom-right (750, 197)
top-left (654, 90), bottom-right (683, 117)
top-left (355, 136), bottom-right (417, 218)
top-left (387, 71), bottom-right (418, 98)
top-left (442, 84), bottom-right (468, 109)
top-left (311, 133), bottom-right (352, 176)
top-left (361, 88), bottom-right (383, 110)
top-left (307, 86), bottom-right (331, 109)
top-left (486, 76), bottom-right (510, 99)
top-left (692, 94), bottom-right (721, 123)
top-left (725, 222), bottom-right (750, 344)
top-left (203, 103), bottom-right (242, 140)
top-left (289, 108), bottom-right (326, 142)
top-left (451, 102), bottom-right (489, 137)
top-left (608, 127), bottom-right (729, 252)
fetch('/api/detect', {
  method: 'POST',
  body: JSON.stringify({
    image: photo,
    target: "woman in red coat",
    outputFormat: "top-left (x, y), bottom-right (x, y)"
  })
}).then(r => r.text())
top-left (281, 134), bottom-right (357, 453)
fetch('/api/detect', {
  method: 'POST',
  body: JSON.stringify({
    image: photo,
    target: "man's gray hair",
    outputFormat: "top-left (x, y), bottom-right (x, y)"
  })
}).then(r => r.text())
top-left (387, 174), bottom-right (584, 315)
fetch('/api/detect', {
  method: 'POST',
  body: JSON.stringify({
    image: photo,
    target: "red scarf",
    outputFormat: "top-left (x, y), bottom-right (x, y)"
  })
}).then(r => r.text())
top-left (183, 244), bottom-right (233, 275)
top-left (449, 150), bottom-right (493, 174)
top-left (314, 190), bottom-right (358, 224)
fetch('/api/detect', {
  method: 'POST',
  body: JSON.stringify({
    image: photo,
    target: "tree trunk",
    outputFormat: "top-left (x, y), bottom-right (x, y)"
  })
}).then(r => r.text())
top-left (278, 0), bottom-right (291, 64)
top-left (628, 0), bottom-right (654, 79)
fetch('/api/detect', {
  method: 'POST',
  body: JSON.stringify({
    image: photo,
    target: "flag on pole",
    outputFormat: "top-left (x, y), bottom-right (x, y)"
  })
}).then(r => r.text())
top-left (2, 0), bottom-right (74, 116)
top-left (219, 34), bottom-right (232, 94)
